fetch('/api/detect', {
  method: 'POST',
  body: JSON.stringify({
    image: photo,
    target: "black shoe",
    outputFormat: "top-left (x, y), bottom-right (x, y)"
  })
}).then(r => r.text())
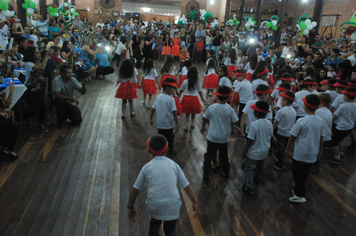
top-left (273, 163), bottom-right (283, 171)
top-left (242, 185), bottom-right (253, 196)
top-left (2, 150), bottom-right (19, 162)
top-left (38, 124), bottom-right (49, 133)
top-left (310, 166), bottom-right (320, 174)
top-left (329, 157), bottom-right (341, 165)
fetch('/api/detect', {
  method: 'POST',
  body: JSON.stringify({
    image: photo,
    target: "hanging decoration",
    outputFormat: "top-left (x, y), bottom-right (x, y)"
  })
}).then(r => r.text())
top-left (47, 0), bottom-right (80, 29)
top-left (340, 12), bottom-right (356, 41)
top-left (188, 9), bottom-right (213, 23)
top-left (266, 15), bottom-right (278, 31)
top-left (210, 19), bottom-right (219, 28)
top-left (226, 14), bottom-right (240, 27)
top-left (0, 0), bottom-right (15, 19)
top-left (177, 15), bottom-right (188, 27)
top-left (245, 15), bottom-right (256, 31)
top-left (21, 0), bottom-right (38, 16)
top-left (296, 14), bottom-right (317, 35)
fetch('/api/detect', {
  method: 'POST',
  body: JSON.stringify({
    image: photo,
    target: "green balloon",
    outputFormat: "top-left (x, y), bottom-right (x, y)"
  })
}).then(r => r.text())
top-left (30, 2), bottom-right (36, 9)
top-left (73, 12), bottom-right (79, 17)
top-left (300, 24), bottom-right (307, 30)
top-left (50, 12), bottom-right (56, 17)
top-left (25, 0), bottom-right (31, 4)
top-left (0, 2), bottom-right (9, 11)
top-left (54, 8), bottom-right (59, 13)
top-left (22, 3), bottom-right (29, 9)
top-left (350, 17), bottom-right (356, 23)
top-left (272, 25), bottom-right (277, 31)
top-left (299, 32), bottom-right (304, 35)
top-left (266, 22), bottom-right (272, 27)
top-left (253, 21), bottom-right (256, 24)
top-left (48, 6), bottom-right (54, 12)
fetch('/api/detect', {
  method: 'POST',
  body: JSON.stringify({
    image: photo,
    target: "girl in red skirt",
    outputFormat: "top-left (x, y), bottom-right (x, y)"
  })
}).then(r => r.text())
top-left (161, 33), bottom-right (171, 57)
top-left (141, 59), bottom-right (160, 108)
top-left (115, 59), bottom-right (138, 119)
top-left (224, 48), bottom-right (238, 77)
top-left (178, 59), bottom-right (191, 87)
top-left (203, 58), bottom-right (218, 101)
top-left (160, 55), bottom-right (177, 86)
top-left (179, 67), bottom-right (206, 130)
top-left (244, 53), bottom-right (258, 81)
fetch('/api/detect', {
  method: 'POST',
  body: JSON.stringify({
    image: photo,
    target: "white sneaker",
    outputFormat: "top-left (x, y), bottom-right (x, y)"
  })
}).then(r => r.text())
top-left (289, 195), bottom-right (307, 203)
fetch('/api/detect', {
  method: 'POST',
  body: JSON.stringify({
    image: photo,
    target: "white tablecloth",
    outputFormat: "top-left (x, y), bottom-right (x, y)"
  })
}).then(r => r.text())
top-left (1, 78), bottom-right (27, 110)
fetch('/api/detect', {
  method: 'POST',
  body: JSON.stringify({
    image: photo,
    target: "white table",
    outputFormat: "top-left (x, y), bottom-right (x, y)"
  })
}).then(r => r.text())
top-left (0, 78), bottom-right (27, 110)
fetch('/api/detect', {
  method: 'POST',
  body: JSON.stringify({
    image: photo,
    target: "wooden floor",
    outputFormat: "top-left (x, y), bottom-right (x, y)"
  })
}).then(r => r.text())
top-left (1, 61), bottom-right (356, 236)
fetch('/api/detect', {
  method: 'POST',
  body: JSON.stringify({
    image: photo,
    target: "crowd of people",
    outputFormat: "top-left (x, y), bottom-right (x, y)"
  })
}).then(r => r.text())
top-left (0, 12), bottom-right (356, 235)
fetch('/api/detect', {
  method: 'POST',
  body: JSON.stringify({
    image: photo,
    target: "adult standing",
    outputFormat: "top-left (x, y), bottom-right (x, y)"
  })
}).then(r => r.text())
top-left (9, 15), bottom-right (25, 42)
top-left (130, 28), bottom-right (144, 68)
top-left (53, 65), bottom-right (86, 127)
top-left (143, 29), bottom-right (155, 67)
top-left (34, 15), bottom-right (49, 38)
top-left (194, 24), bottom-right (205, 59)
top-left (212, 29), bottom-right (222, 56)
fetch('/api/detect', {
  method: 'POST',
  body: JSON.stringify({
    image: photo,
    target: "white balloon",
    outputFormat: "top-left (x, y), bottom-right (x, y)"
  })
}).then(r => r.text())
top-left (2, 10), bottom-right (12, 17)
top-left (351, 32), bottom-right (356, 41)
top-left (307, 25), bottom-right (313, 30)
top-left (272, 20), bottom-right (277, 25)
top-left (27, 8), bottom-right (34, 15)
top-left (70, 8), bottom-right (75, 13)
top-left (0, 12), bottom-right (5, 20)
top-left (303, 30), bottom-right (309, 35)
top-left (55, 13), bottom-right (59, 17)
top-left (246, 23), bottom-right (250, 27)
top-left (64, 3), bottom-right (68, 7)
top-left (305, 19), bottom-right (311, 25)
top-left (311, 22), bottom-right (317, 27)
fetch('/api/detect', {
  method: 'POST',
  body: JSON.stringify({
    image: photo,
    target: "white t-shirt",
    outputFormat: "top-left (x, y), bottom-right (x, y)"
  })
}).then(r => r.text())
top-left (206, 57), bottom-right (214, 66)
top-left (204, 68), bottom-right (217, 76)
top-left (294, 90), bottom-right (312, 117)
top-left (224, 58), bottom-right (238, 66)
top-left (168, 66), bottom-right (177, 75)
top-left (96, 23), bottom-right (105, 29)
top-left (133, 156), bottom-right (189, 221)
top-left (271, 89), bottom-right (280, 107)
top-left (244, 62), bottom-right (255, 74)
top-left (237, 56), bottom-right (245, 69)
top-left (326, 90), bottom-right (339, 105)
top-left (152, 94), bottom-right (177, 129)
top-left (275, 106), bottom-right (296, 137)
top-left (203, 103), bottom-right (239, 143)
top-left (232, 80), bottom-right (239, 89)
top-left (25, 62), bottom-right (35, 84)
top-left (114, 42), bottom-right (127, 55)
top-left (290, 115), bottom-right (323, 163)
top-left (334, 102), bottom-right (356, 131)
top-left (180, 80), bottom-right (202, 96)
top-left (329, 94), bottom-right (356, 110)
top-left (315, 107), bottom-right (333, 141)
top-left (218, 76), bottom-right (232, 87)
top-left (347, 54), bottom-right (356, 67)
top-left (116, 75), bottom-right (138, 83)
top-left (243, 99), bottom-right (272, 134)
top-left (180, 66), bottom-right (188, 76)
top-left (247, 118), bottom-right (273, 160)
top-left (143, 68), bottom-right (159, 81)
top-left (234, 79), bottom-right (253, 104)
top-left (251, 79), bottom-right (268, 99)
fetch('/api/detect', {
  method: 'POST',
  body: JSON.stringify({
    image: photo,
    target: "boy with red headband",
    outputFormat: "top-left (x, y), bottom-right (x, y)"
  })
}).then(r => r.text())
top-left (329, 87), bottom-right (356, 164)
top-left (150, 78), bottom-right (179, 153)
top-left (294, 79), bottom-right (318, 119)
top-left (273, 91), bottom-right (296, 171)
top-left (127, 135), bottom-right (198, 235)
top-left (231, 69), bottom-right (253, 122)
top-left (201, 86), bottom-right (239, 179)
top-left (251, 68), bottom-right (269, 99)
top-left (285, 94), bottom-right (323, 203)
top-left (325, 78), bottom-right (338, 104)
top-left (270, 82), bottom-right (291, 114)
top-left (330, 81), bottom-right (351, 113)
top-left (242, 101), bottom-right (273, 196)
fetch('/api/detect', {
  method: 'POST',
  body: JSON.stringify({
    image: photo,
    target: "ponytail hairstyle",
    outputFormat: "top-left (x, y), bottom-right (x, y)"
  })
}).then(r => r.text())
top-left (249, 53), bottom-right (258, 70)
top-left (218, 64), bottom-right (232, 84)
top-left (187, 66), bottom-right (199, 92)
top-left (264, 57), bottom-right (273, 73)
top-left (228, 48), bottom-right (237, 64)
top-left (119, 59), bottom-right (134, 79)
top-left (250, 60), bottom-right (267, 81)
top-left (161, 55), bottom-right (175, 74)
top-left (179, 58), bottom-right (192, 73)
top-left (204, 57), bottom-right (218, 74)
top-left (143, 59), bottom-right (154, 76)
top-left (207, 49), bottom-right (217, 61)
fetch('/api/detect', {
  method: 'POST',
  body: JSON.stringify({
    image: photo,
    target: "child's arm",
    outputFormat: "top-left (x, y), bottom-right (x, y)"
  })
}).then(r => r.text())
top-left (318, 136), bottom-right (324, 161)
top-left (173, 111), bottom-right (179, 132)
top-left (178, 89), bottom-right (183, 98)
top-left (150, 108), bottom-right (156, 125)
top-left (273, 120), bottom-right (279, 131)
top-left (240, 113), bottom-right (248, 135)
top-left (155, 76), bottom-right (161, 90)
top-left (242, 138), bottom-right (254, 160)
top-left (284, 135), bottom-right (296, 157)
top-left (200, 117), bottom-right (209, 133)
top-left (231, 91), bottom-right (237, 107)
top-left (332, 114), bottom-right (337, 122)
top-left (199, 91), bottom-right (206, 104)
top-left (183, 185), bottom-right (199, 214)
top-left (127, 187), bottom-right (140, 223)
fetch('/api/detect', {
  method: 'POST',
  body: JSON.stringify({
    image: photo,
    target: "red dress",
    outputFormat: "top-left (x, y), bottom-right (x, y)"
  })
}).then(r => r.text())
top-left (115, 80), bottom-right (138, 99)
top-left (161, 40), bottom-right (171, 55)
top-left (142, 79), bottom-right (157, 95)
top-left (203, 73), bottom-right (219, 89)
top-left (227, 65), bottom-right (238, 78)
top-left (171, 38), bottom-right (180, 57)
top-left (173, 96), bottom-right (182, 116)
top-left (179, 75), bottom-right (187, 87)
top-left (181, 95), bottom-right (201, 114)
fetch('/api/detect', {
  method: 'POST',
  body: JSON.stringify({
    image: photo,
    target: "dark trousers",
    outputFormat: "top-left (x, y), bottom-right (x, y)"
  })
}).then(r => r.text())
top-left (292, 159), bottom-right (312, 197)
top-left (158, 128), bottom-right (174, 152)
top-left (276, 134), bottom-right (290, 167)
top-left (149, 218), bottom-right (177, 236)
top-left (245, 158), bottom-right (264, 189)
top-left (238, 103), bottom-right (246, 126)
top-left (74, 65), bottom-right (85, 82)
top-left (203, 140), bottom-right (230, 175)
top-left (113, 53), bottom-right (122, 67)
top-left (54, 99), bottom-right (82, 125)
top-left (96, 66), bottom-right (114, 76)
top-left (22, 90), bottom-right (46, 124)
top-left (0, 119), bottom-right (19, 151)
top-left (133, 48), bottom-right (142, 69)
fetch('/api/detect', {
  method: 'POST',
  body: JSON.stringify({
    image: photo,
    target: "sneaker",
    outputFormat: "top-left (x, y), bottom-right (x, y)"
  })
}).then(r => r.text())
top-left (329, 157), bottom-right (341, 164)
top-left (242, 185), bottom-right (253, 196)
top-left (38, 124), bottom-right (49, 133)
top-left (310, 166), bottom-right (320, 174)
top-left (289, 195), bottom-right (307, 203)
top-left (324, 146), bottom-right (332, 150)
top-left (2, 150), bottom-right (19, 162)
top-left (273, 163), bottom-right (283, 171)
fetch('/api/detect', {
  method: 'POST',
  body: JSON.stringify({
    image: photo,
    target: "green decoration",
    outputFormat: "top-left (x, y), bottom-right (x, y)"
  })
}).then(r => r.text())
top-left (350, 17), bottom-right (356, 23)
top-left (266, 22), bottom-right (272, 27)
top-left (0, 2), bottom-right (9, 11)
top-left (270, 15), bottom-right (279, 23)
top-left (272, 25), bottom-right (277, 31)
top-left (48, 6), bottom-right (53, 12)
top-left (22, 3), bottom-right (29, 9)
top-left (177, 20), bottom-right (183, 27)
top-left (297, 14), bottom-right (309, 26)
top-left (29, 2), bottom-right (36, 9)
top-left (50, 12), bottom-right (56, 17)
top-left (189, 10), bottom-right (196, 21)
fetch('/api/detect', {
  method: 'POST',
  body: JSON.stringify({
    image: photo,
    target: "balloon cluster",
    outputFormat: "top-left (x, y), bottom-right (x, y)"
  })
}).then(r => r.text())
top-left (22, 0), bottom-right (38, 16)
top-left (189, 9), bottom-right (213, 23)
top-left (226, 15), bottom-right (240, 27)
top-left (189, 10), bottom-right (196, 21)
top-left (340, 12), bottom-right (356, 41)
top-left (245, 16), bottom-right (256, 31)
top-left (177, 15), bottom-right (188, 27)
top-left (48, 6), bottom-right (60, 18)
top-left (0, 0), bottom-right (14, 20)
top-left (266, 15), bottom-right (278, 31)
top-left (297, 15), bottom-right (317, 35)
top-left (210, 19), bottom-right (219, 28)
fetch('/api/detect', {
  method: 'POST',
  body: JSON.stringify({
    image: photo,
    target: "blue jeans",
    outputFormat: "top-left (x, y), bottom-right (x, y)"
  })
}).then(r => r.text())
top-left (276, 134), bottom-right (289, 167)
top-left (245, 158), bottom-right (265, 190)
top-left (149, 218), bottom-right (177, 236)
top-left (212, 46), bottom-right (220, 56)
top-left (203, 140), bottom-right (230, 175)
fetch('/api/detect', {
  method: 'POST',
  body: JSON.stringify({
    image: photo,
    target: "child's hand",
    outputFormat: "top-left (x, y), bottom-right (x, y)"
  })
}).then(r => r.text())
top-left (200, 127), bottom-right (206, 134)
top-left (174, 125), bottom-right (179, 133)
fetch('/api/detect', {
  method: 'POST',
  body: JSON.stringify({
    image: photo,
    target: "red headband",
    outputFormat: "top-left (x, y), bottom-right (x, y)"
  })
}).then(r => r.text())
top-left (281, 77), bottom-right (295, 81)
top-left (213, 91), bottom-right (230, 97)
top-left (162, 82), bottom-right (178, 88)
top-left (334, 82), bottom-right (349, 88)
top-left (303, 81), bottom-right (317, 86)
top-left (348, 82), bottom-right (356, 87)
top-left (320, 98), bottom-right (329, 107)
top-left (254, 89), bottom-right (273, 94)
top-left (276, 87), bottom-right (290, 91)
top-left (234, 72), bottom-right (246, 76)
top-left (257, 69), bottom-right (269, 77)
top-left (250, 103), bottom-right (270, 113)
top-left (342, 90), bottom-right (356, 96)
top-left (147, 138), bottom-right (169, 156)
top-left (319, 80), bottom-right (329, 85)
top-left (280, 92), bottom-right (295, 101)
top-left (302, 96), bottom-right (318, 110)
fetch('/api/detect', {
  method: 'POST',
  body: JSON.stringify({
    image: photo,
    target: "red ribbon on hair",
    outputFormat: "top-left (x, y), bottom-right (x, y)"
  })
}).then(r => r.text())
top-left (234, 72), bottom-right (247, 76)
top-left (250, 103), bottom-right (270, 113)
top-left (319, 80), bottom-right (329, 85)
top-left (257, 69), bottom-right (269, 77)
top-left (276, 87), bottom-right (290, 91)
top-left (280, 77), bottom-right (295, 81)
top-left (320, 98), bottom-right (329, 107)
top-left (348, 82), bottom-right (356, 87)
top-left (302, 81), bottom-right (317, 86)
top-left (280, 92), bottom-right (295, 101)
top-left (147, 138), bottom-right (169, 156)
top-left (213, 92), bottom-right (230, 97)
top-left (342, 90), bottom-right (356, 96)
top-left (162, 82), bottom-right (178, 88)
top-left (254, 89), bottom-right (273, 94)
top-left (333, 82), bottom-right (349, 88)
top-left (302, 96), bottom-right (318, 110)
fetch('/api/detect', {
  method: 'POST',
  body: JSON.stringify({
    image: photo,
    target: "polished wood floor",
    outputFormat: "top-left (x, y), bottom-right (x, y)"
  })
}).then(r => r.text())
top-left (1, 61), bottom-right (356, 236)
